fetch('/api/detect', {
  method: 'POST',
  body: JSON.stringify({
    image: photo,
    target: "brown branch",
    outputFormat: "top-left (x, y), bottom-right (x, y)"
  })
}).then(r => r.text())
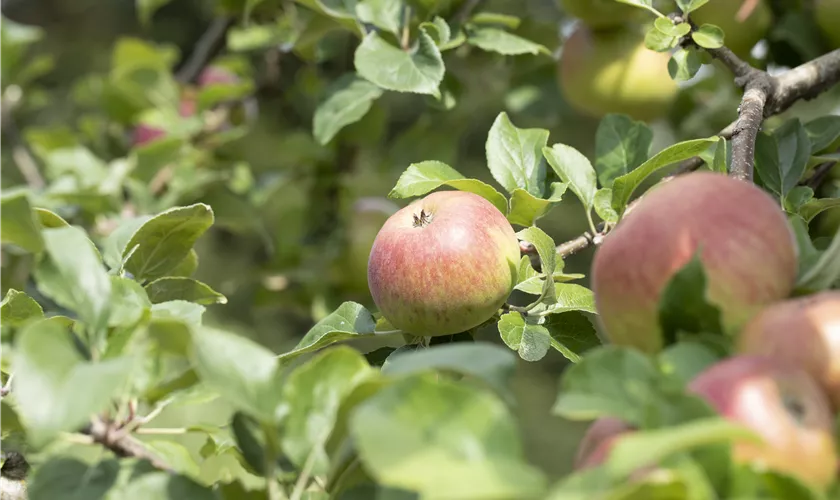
top-left (175, 16), bottom-right (235, 84)
top-left (86, 417), bottom-right (172, 472)
top-left (805, 161), bottom-right (838, 190)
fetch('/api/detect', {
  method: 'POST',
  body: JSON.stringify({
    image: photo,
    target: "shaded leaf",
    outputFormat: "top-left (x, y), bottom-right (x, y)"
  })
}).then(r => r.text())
top-left (144, 277), bottom-right (227, 305)
top-left (354, 30), bottom-right (444, 95)
top-left (543, 311), bottom-right (600, 363)
top-left (498, 312), bottom-right (551, 362)
top-left (543, 143), bottom-right (597, 212)
top-left (486, 112), bottom-right (549, 196)
top-left (594, 114), bottom-right (653, 188)
top-left (313, 73), bottom-right (384, 145)
top-left (0, 190), bottom-right (43, 253)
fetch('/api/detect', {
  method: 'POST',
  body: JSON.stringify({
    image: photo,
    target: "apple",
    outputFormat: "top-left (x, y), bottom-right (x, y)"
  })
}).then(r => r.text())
top-left (575, 417), bottom-right (634, 469)
top-left (816, 0), bottom-right (840, 49)
top-left (197, 65), bottom-right (239, 87)
top-left (367, 190), bottom-right (520, 336)
top-left (558, 0), bottom-right (643, 30)
top-left (341, 198), bottom-right (399, 298)
top-left (591, 172), bottom-right (798, 353)
top-left (737, 291), bottom-right (840, 408)
top-left (559, 25), bottom-right (678, 122)
top-left (690, 0), bottom-right (772, 58)
top-left (688, 355), bottom-right (838, 489)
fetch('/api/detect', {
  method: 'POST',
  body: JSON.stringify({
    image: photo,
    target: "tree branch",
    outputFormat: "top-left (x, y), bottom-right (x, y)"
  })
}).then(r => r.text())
top-left (85, 417), bottom-right (172, 472)
top-left (175, 16), bottom-right (235, 84)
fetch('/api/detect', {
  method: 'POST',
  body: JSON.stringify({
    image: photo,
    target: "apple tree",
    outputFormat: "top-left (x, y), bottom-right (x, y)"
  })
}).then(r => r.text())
top-left (2, 0), bottom-right (840, 499)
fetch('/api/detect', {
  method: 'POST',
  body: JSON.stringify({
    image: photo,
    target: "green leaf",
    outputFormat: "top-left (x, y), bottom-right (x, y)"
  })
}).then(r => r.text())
top-left (123, 204), bottom-right (214, 282)
top-left (799, 198), bottom-right (840, 222)
top-left (313, 73), bottom-right (384, 145)
top-left (280, 347), bottom-right (372, 475)
top-left (486, 112), bottom-right (549, 196)
top-left (593, 189), bottom-right (618, 223)
top-left (355, 0), bottom-right (402, 34)
top-left (381, 342), bottom-right (516, 396)
top-left (654, 17), bottom-right (691, 37)
top-left (191, 326), bottom-right (282, 422)
top-left (691, 24), bottom-right (724, 49)
top-left (607, 418), bottom-right (757, 478)
top-left (711, 137), bottom-right (729, 173)
top-left (27, 458), bottom-right (122, 500)
top-left (293, 0), bottom-right (364, 35)
top-left (755, 119), bottom-right (812, 199)
top-left (797, 227), bottom-right (840, 292)
top-left (419, 17), bottom-right (451, 47)
top-left (34, 226), bottom-right (112, 335)
top-left (498, 312), bottom-right (551, 362)
top-left (388, 161), bottom-right (508, 214)
top-left (349, 373), bottom-right (547, 498)
top-left (659, 342), bottom-right (721, 386)
top-left (804, 115), bottom-right (840, 153)
top-left (675, 0), bottom-right (709, 13)
top-left (469, 12), bottom-right (521, 29)
top-left (12, 318), bottom-right (135, 446)
top-left (0, 190), bottom-right (44, 253)
top-left (668, 48), bottom-right (702, 81)
top-left (594, 114), bottom-right (653, 188)
top-left (144, 277), bottom-right (227, 305)
top-left (278, 302), bottom-right (384, 360)
top-left (543, 311), bottom-right (600, 363)
top-left (1, 289), bottom-right (44, 327)
top-left (783, 186), bottom-right (815, 213)
top-left (108, 276), bottom-right (151, 328)
top-left (354, 30), bottom-right (444, 95)
top-left (507, 183), bottom-right (567, 227)
top-left (657, 254), bottom-right (724, 347)
top-left (112, 470), bottom-right (217, 499)
top-left (543, 143), bottom-right (597, 213)
top-left (611, 138), bottom-right (717, 216)
top-left (528, 283), bottom-right (597, 315)
top-left (644, 27), bottom-right (678, 52)
top-left (516, 226), bottom-right (557, 305)
top-left (136, 0), bottom-right (173, 26)
top-left (466, 27), bottom-right (549, 56)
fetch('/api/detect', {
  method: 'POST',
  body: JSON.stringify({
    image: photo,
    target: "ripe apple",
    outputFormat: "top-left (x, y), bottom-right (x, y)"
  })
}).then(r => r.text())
top-left (591, 172), bottom-right (798, 353)
top-left (737, 291), bottom-right (840, 408)
top-left (816, 0), bottom-right (840, 49)
top-left (558, 0), bottom-right (643, 30)
top-left (367, 190), bottom-right (520, 336)
top-left (688, 355), bottom-right (838, 489)
top-left (575, 417), bottom-right (634, 469)
top-left (341, 198), bottom-right (399, 298)
top-left (559, 25), bottom-right (678, 122)
top-left (690, 0), bottom-right (772, 58)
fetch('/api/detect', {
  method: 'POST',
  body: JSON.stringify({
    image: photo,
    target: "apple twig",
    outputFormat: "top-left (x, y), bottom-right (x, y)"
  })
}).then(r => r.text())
top-left (175, 16), bottom-right (235, 84)
top-left (85, 417), bottom-right (172, 472)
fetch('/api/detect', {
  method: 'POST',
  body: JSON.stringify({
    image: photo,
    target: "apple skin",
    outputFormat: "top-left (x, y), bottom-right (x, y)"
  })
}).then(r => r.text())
top-left (559, 25), bottom-right (678, 122)
top-left (737, 291), bottom-right (840, 409)
top-left (559, 0), bottom-right (643, 30)
top-left (690, 0), bottom-right (772, 58)
top-left (575, 417), bottom-right (633, 469)
top-left (591, 172), bottom-right (798, 353)
top-left (688, 355), bottom-right (838, 489)
top-left (816, 0), bottom-right (840, 49)
top-left (367, 190), bottom-right (520, 336)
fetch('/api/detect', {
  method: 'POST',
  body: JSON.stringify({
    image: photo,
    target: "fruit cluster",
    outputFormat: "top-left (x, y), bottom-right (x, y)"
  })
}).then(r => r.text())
top-left (584, 171), bottom-right (840, 491)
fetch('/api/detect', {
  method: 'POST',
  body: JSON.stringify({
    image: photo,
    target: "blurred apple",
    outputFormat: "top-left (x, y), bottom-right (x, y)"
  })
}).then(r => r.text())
top-left (688, 355), bottom-right (838, 489)
top-left (816, 0), bottom-right (840, 49)
top-left (558, 0), bottom-right (643, 30)
top-left (559, 25), bottom-right (678, 122)
top-left (690, 0), bottom-right (772, 58)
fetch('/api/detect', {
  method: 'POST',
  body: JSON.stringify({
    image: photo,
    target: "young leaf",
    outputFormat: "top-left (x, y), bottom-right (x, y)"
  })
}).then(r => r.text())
top-left (657, 253), bottom-right (724, 346)
top-left (108, 276), bottom-right (151, 328)
top-left (668, 48), bottom-right (702, 81)
top-left (542, 311), bottom-right (600, 363)
top-left (0, 289), bottom-right (44, 327)
top-left (354, 30), bottom-right (444, 95)
top-left (593, 188), bottom-right (618, 223)
top-left (280, 347), bottom-right (372, 475)
top-left (466, 27), bottom-right (550, 56)
top-left (711, 137), bottom-right (729, 173)
top-left (278, 302), bottom-right (383, 360)
top-left (654, 17), bottom-right (691, 37)
top-left (0, 190), bottom-right (44, 253)
top-left (543, 143), bottom-right (597, 215)
top-left (691, 24), bottom-right (724, 49)
top-left (507, 183), bottom-right (567, 227)
top-left (516, 226), bottom-right (557, 305)
top-left (799, 198), bottom-right (840, 222)
top-left (123, 204), bottom-right (214, 282)
top-left (804, 115), bottom-right (840, 153)
top-left (313, 73), bottom-right (384, 145)
top-left (355, 0), bottom-right (402, 35)
top-left (498, 312), bottom-right (551, 362)
top-left (191, 326), bottom-right (282, 423)
top-left (144, 277), bottom-right (227, 305)
top-left (420, 17), bottom-right (451, 47)
top-left (676, 0), bottom-right (709, 13)
top-left (381, 342), bottom-right (517, 397)
top-left (349, 373), bottom-right (547, 498)
top-left (527, 284), bottom-right (596, 315)
top-left (783, 186), bottom-right (815, 213)
top-left (388, 161), bottom-right (508, 213)
top-left (12, 318), bottom-right (135, 447)
top-left (644, 27), bottom-right (678, 52)
top-left (103, 215), bottom-right (154, 270)
top-left (611, 138), bottom-right (717, 215)
top-left (34, 226), bottom-right (112, 335)
top-left (486, 112), bottom-right (549, 197)
top-left (594, 114), bottom-right (653, 188)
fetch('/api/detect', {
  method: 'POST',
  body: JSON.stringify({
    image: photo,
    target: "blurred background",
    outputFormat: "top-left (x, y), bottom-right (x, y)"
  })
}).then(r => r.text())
top-left (2, 0), bottom-right (839, 486)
